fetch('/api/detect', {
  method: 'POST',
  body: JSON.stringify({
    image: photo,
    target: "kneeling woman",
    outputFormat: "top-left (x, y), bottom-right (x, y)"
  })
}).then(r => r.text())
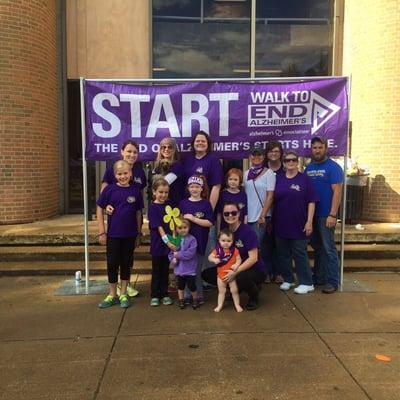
top-left (202, 202), bottom-right (266, 310)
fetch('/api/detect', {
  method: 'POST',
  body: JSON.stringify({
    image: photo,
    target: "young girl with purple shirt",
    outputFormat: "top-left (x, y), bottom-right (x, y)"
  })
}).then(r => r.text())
top-left (179, 175), bottom-right (214, 303)
top-left (148, 178), bottom-right (176, 307)
top-left (96, 160), bottom-right (143, 309)
top-left (168, 218), bottom-right (199, 310)
top-left (216, 168), bottom-right (248, 231)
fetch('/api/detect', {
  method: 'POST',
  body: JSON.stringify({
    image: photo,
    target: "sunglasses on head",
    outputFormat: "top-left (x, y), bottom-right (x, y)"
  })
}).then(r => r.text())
top-left (284, 158), bottom-right (298, 163)
top-left (223, 211), bottom-right (239, 217)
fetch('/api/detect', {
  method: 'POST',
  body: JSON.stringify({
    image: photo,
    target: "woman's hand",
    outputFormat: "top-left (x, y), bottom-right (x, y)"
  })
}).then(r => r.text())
top-left (98, 233), bottom-right (106, 245)
top-left (222, 269), bottom-right (237, 283)
top-left (303, 221), bottom-right (313, 236)
top-left (105, 205), bottom-right (114, 215)
top-left (257, 215), bottom-right (266, 226)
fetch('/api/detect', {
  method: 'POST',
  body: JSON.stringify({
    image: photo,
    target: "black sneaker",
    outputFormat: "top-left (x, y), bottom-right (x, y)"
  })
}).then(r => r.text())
top-left (322, 284), bottom-right (337, 294)
top-left (178, 299), bottom-right (185, 309)
top-left (245, 301), bottom-right (258, 311)
top-left (192, 300), bottom-right (199, 310)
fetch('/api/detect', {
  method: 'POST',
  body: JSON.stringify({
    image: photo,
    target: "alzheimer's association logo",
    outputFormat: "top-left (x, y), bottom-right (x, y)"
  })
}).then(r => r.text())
top-left (247, 90), bottom-right (340, 135)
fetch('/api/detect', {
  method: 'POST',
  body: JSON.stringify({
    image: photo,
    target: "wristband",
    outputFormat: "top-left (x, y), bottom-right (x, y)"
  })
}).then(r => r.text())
top-left (161, 234), bottom-right (169, 244)
top-left (329, 214), bottom-right (337, 218)
top-left (98, 233), bottom-right (106, 237)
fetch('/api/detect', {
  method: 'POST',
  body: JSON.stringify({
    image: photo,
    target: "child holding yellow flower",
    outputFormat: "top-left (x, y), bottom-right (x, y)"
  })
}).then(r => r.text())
top-left (148, 178), bottom-right (177, 307)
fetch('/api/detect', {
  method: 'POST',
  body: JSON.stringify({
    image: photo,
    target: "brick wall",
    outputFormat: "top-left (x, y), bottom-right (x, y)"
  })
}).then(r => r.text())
top-left (0, 1), bottom-right (59, 224)
top-left (342, 1), bottom-right (400, 222)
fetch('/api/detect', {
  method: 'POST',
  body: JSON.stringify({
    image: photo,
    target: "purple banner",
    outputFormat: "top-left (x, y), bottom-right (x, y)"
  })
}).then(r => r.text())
top-left (84, 78), bottom-right (348, 161)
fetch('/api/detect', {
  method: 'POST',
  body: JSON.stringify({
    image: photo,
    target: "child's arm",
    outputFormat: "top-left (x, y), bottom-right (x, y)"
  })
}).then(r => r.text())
top-left (230, 253), bottom-right (242, 272)
top-left (96, 205), bottom-right (107, 245)
top-left (183, 214), bottom-right (213, 228)
top-left (176, 237), bottom-right (197, 261)
top-left (208, 250), bottom-right (220, 265)
top-left (158, 226), bottom-right (177, 251)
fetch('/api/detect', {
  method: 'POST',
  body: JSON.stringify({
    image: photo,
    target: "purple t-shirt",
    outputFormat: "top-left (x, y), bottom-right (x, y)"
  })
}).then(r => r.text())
top-left (182, 153), bottom-right (223, 189)
top-left (233, 223), bottom-right (266, 274)
top-left (151, 161), bottom-right (184, 208)
top-left (216, 189), bottom-right (248, 229)
top-left (273, 172), bottom-right (319, 240)
top-left (96, 184), bottom-right (143, 238)
top-left (102, 163), bottom-right (147, 191)
top-left (179, 198), bottom-right (214, 255)
top-left (148, 202), bottom-right (172, 256)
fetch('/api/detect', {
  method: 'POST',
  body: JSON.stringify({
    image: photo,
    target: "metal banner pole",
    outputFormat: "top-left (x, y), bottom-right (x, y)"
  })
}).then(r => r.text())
top-left (79, 77), bottom-right (90, 293)
top-left (340, 155), bottom-right (348, 291)
top-left (340, 75), bottom-right (352, 291)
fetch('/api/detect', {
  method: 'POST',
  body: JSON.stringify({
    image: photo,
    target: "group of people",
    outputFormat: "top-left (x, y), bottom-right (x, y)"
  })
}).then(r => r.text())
top-left (96, 131), bottom-right (344, 312)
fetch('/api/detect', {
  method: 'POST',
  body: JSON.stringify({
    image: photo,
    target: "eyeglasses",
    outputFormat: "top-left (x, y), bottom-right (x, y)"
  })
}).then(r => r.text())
top-left (284, 158), bottom-right (298, 163)
top-left (223, 211), bottom-right (239, 217)
top-left (161, 145), bottom-right (173, 150)
top-left (268, 150), bottom-right (280, 154)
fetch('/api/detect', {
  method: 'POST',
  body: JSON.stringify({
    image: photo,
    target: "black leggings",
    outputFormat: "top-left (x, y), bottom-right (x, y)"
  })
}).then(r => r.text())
top-left (202, 267), bottom-right (265, 303)
top-left (151, 255), bottom-right (170, 298)
top-left (106, 237), bottom-right (136, 283)
top-left (176, 275), bottom-right (196, 292)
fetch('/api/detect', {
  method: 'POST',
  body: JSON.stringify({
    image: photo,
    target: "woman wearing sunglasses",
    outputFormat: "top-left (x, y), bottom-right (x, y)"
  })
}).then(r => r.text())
top-left (273, 151), bottom-right (319, 294)
top-left (150, 137), bottom-right (184, 207)
top-left (202, 202), bottom-right (266, 310)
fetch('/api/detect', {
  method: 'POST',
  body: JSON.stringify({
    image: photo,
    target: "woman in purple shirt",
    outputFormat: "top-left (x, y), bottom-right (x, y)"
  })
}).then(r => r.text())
top-left (182, 131), bottom-right (223, 209)
top-left (101, 140), bottom-right (147, 193)
top-left (274, 151), bottom-right (319, 295)
top-left (202, 202), bottom-right (266, 310)
top-left (149, 137), bottom-right (184, 208)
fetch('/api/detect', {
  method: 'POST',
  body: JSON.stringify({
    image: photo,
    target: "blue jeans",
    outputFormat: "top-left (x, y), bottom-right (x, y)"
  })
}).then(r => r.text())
top-left (248, 221), bottom-right (272, 277)
top-left (311, 217), bottom-right (340, 288)
top-left (275, 237), bottom-right (313, 285)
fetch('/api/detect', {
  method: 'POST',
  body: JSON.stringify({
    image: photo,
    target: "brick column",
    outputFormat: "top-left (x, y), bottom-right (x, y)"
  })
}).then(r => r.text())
top-left (0, 1), bottom-right (59, 224)
top-left (342, 1), bottom-right (400, 222)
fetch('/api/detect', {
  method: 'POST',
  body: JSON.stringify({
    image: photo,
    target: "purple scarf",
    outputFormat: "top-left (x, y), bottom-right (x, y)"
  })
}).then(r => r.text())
top-left (248, 163), bottom-right (264, 180)
top-left (215, 242), bottom-right (235, 266)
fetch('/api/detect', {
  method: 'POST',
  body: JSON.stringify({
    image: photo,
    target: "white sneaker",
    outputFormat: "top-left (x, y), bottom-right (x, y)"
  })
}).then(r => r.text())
top-left (280, 282), bottom-right (295, 291)
top-left (294, 284), bottom-right (315, 294)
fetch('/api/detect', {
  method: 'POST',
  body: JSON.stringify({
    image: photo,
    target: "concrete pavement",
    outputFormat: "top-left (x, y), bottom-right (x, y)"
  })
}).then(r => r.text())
top-left (0, 272), bottom-right (399, 400)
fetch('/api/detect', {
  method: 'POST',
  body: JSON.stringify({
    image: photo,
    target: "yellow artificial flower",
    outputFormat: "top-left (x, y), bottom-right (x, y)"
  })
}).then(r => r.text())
top-left (163, 205), bottom-right (182, 231)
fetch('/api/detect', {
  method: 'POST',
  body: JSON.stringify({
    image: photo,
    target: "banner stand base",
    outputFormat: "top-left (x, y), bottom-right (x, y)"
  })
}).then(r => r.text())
top-left (54, 279), bottom-right (108, 296)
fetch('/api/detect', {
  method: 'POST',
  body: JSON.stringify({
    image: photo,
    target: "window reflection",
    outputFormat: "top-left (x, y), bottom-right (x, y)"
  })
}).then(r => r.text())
top-left (152, 0), bottom-right (251, 78)
top-left (255, 0), bottom-right (333, 77)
